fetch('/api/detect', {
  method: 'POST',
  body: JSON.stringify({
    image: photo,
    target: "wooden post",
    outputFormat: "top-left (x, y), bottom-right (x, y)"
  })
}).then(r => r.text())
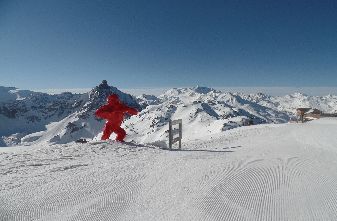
top-left (169, 120), bottom-right (172, 150)
top-left (301, 112), bottom-right (304, 123)
top-left (168, 119), bottom-right (182, 150)
top-left (179, 121), bottom-right (182, 149)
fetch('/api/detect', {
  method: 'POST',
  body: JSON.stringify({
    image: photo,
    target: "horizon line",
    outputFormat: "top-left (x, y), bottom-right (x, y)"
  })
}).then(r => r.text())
top-left (29, 86), bottom-right (337, 96)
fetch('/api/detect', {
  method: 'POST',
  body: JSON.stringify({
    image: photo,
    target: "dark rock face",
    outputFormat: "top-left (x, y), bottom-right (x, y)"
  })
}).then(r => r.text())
top-left (80, 80), bottom-right (140, 119)
top-left (66, 122), bottom-right (83, 133)
top-left (0, 106), bottom-right (17, 118)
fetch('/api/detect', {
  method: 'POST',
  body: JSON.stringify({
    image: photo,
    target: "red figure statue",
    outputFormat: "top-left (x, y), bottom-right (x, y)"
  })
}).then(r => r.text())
top-left (95, 94), bottom-right (138, 141)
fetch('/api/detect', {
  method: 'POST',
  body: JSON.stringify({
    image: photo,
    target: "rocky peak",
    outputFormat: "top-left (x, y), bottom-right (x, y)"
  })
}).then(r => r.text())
top-left (87, 80), bottom-right (140, 110)
top-left (193, 86), bottom-right (216, 94)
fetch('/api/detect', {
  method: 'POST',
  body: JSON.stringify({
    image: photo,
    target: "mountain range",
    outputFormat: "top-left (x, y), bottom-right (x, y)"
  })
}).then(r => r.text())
top-left (1, 81), bottom-right (337, 147)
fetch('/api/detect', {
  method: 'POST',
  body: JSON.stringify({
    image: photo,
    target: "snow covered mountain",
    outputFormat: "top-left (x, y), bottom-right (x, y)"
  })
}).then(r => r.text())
top-left (245, 92), bottom-right (337, 114)
top-left (0, 86), bottom-right (84, 145)
top-left (123, 87), bottom-right (290, 146)
top-left (0, 81), bottom-right (140, 146)
top-left (1, 83), bottom-right (337, 147)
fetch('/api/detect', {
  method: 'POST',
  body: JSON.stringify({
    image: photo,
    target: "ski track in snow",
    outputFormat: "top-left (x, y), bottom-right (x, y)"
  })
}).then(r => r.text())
top-left (1, 119), bottom-right (337, 220)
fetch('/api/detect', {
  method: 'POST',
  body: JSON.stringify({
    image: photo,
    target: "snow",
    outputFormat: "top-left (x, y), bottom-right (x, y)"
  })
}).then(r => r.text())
top-left (0, 81), bottom-right (140, 147)
top-left (2, 83), bottom-right (337, 147)
top-left (244, 92), bottom-right (337, 114)
top-left (0, 86), bottom-right (40, 102)
top-left (1, 118), bottom-right (337, 220)
top-left (124, 87), bottom-right (290, 146)
top-left (1, 82), bottom-right (337, 219)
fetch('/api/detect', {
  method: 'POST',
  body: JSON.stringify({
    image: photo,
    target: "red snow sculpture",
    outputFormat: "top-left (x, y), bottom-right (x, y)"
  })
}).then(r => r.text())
top-left (95, 94), bottom-right (138, 141)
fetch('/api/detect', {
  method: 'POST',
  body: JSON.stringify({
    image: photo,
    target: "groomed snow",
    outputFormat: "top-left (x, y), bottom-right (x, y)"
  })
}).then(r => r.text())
top-left (1, 118), bottom-right (337, 220)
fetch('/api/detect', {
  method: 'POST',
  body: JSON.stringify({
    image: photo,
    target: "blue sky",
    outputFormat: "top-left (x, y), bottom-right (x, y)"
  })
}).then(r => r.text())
top-left (1, 0), bottom-right (337, 89)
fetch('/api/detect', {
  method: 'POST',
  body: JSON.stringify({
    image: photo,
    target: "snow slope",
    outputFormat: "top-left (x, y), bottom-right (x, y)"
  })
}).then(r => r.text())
top-left (1, 118), bottom-right (337, 220)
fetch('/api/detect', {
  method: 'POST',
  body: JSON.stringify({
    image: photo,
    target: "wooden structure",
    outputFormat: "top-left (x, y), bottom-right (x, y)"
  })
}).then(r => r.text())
top-left (296, 108), bottom-right (321, 123)
top-left (169, 119), bottom-right (182, 150)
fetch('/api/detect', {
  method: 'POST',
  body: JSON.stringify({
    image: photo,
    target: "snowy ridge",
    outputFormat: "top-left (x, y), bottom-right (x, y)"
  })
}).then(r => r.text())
top-left (0, 86), bottom-right (36, 102)
top-left (123, 86), bottom-right (289, 146)
top-left (0, 87), bottom-right (84, 145)
top-left (244, 92), bottom-right (337, 114)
